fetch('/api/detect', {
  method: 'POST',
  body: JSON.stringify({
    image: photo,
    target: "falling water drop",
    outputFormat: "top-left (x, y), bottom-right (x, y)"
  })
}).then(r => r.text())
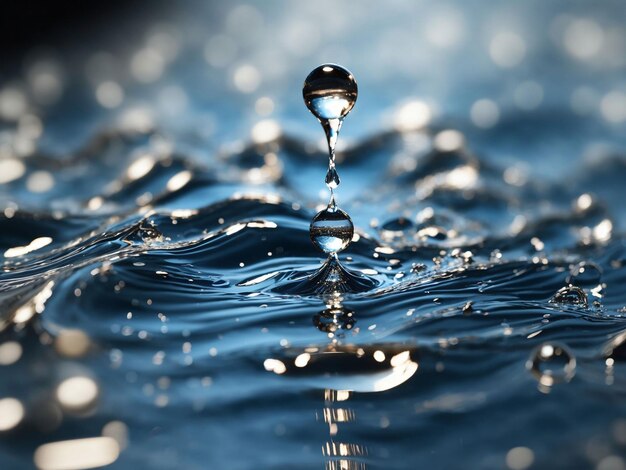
top-left (325, 166), bottom-right (340, 189)
top-left (303, 64), bottom-right (357, 200)
top-left (526, 343), bottom-right (576, 388)
top-left (303, 64), bottom-right (358, 261)
top-left (310, 207), bottom-right (354, 254)
top-left (303, 64), bottom-right (357, 122)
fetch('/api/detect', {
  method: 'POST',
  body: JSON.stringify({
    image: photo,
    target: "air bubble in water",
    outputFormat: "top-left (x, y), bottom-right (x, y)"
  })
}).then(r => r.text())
top-left (310, 207), bottom-right (354, 254)
top-left (550, 285), bottom-right (588, 308)
top-left (527, 343), bottom-right (576, 388)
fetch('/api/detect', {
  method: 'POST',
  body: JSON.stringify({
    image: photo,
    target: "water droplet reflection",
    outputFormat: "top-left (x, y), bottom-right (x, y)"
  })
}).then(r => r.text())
top-left (527, 343), bottom-right (576, 390)
top-left (310, 207), bottom-right (354, 254)
top-left (303, 64), bottom-right (357, 121)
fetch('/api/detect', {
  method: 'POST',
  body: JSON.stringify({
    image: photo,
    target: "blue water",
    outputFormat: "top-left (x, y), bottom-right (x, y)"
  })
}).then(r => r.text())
top-left (1, 2), bottom-right (626, 469)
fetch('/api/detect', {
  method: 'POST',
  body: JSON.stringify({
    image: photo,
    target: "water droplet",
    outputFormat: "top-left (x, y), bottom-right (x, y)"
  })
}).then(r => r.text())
top-left (325, 166), bottom-right (340, 189)
top-left (566, 261), bottom-right (602, 287)
top-left (411, 263), bottom-right (426, 273)
top-left (527, 343), bottom-right (576, 388)
top-left (550, 285), bottom-right (588, 308)
top-left (303, 64), bottom-right (357, 121)
top-left (310, 207), bottom-right (354, 254)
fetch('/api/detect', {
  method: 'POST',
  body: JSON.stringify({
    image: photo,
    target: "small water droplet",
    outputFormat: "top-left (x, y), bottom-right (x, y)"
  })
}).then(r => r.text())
top-left (527, 343), bottom-right (576, 388)
top-left (303, 64), bottom-right (357, 121)
top-left (550, 285), bottom-right (588, 308)
top-left (310, 207), bottom-right (354, 254)
top-left (325, 166), bottom-right (340, 189)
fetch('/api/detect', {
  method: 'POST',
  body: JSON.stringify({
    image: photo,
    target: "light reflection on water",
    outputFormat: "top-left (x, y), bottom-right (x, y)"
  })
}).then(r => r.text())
top-left (1, 1), bottom-right (626, 469)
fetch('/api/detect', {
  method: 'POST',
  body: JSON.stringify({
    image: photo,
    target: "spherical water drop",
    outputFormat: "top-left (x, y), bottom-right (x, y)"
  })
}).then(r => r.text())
top-left (303, 64), bottom-right (357, 121)
top-left (527, 343), bottom-right (576, 387)
top-left (310, 207), bottom-right (354, 254)
top-left (550, 285), bottom-right (588, 308)
top-left (325, 166), bottom-right (340, 189)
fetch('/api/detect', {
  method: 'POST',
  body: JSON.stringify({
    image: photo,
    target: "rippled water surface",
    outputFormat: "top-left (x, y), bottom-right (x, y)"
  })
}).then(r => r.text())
top-left (2, 1), bottom-right (626, 469)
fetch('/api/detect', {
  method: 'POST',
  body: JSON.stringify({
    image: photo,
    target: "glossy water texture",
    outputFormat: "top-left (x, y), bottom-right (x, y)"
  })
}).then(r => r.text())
top-left (2, 121), bottom-right (626, 469)
top-left (2, 3), bottom-right (626, 469)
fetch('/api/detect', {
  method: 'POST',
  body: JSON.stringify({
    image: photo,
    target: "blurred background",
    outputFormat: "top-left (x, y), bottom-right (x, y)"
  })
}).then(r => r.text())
top-left (1, 0), bottom-right (625, 173)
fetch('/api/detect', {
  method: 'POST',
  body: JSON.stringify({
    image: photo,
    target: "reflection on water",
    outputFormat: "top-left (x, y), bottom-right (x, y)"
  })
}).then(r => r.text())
top-left (265, 292), bottom-right (418, 469)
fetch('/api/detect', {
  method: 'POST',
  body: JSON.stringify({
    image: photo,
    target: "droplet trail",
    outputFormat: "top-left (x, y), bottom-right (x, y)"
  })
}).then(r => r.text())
top-left (303, 64), bottom-right (357, 199)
